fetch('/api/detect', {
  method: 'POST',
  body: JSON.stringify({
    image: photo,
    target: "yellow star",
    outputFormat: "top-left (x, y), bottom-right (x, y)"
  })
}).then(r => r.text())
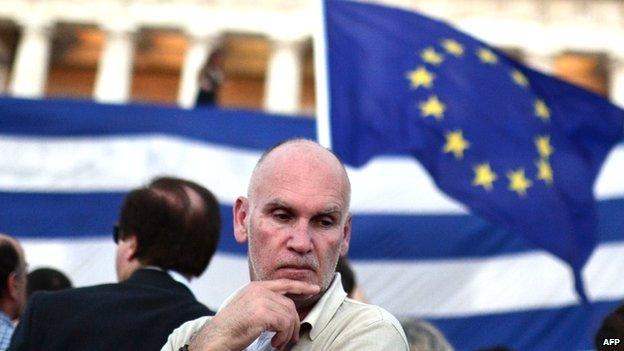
top-left (441, 39), bottom-right (464, 57)
top-left (511, 69), bottom-right (529, 87)
top-left (419, 95), bottom-right (446, 120)
top-left (443, 130), bottom-right (470, 159)
top-left (534, 99), bottom-right (550, 122)
top-left (476, 47), bottom-right (498, 64)
top-left (534, 135), bottom-right (554, 159)
top-left (405, 66), bottom-right (435, 89)
top-left (507, 168), bottom-right (532, 196)
top-left (472, 163), bottom-right (497, 191)
top-left (536, 159), bottom-right (554, 185)
top-left (421, 47), bottom-right (444, 65)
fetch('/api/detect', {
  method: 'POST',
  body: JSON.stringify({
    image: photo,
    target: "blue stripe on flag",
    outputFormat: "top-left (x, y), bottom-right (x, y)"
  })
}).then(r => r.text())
top-left (0, 97), bottom-right (315, 150)
top-left (429, 299), bottom-right (618, 350)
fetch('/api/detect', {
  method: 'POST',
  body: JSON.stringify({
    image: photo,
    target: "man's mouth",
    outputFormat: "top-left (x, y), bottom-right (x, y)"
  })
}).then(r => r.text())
top-left (275, 264), bottom-right (316, 281)
top-left (278, 265), bottom-right (315, 272)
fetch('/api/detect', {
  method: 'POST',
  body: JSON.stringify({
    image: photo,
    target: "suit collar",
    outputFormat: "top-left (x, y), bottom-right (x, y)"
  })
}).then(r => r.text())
top-left (124, 268), bottom-right (194, 297)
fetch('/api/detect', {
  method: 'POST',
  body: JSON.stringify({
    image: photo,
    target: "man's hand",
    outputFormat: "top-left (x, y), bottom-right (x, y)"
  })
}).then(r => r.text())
top-left (188, 279), bottom-right (320, 351)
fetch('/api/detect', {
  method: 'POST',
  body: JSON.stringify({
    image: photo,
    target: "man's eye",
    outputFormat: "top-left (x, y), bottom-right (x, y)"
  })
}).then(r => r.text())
top-left (273, 212), bottom-right (291, 221)
top-left (318, 218), bottom-right (335, 228)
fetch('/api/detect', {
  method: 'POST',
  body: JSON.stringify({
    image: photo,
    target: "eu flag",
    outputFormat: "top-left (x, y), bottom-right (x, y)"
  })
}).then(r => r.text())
top-left (325, 0), bottom-right (624, 300)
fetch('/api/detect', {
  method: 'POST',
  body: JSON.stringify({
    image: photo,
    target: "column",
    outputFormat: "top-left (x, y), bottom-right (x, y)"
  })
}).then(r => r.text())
top-left (0, 43), bottom-right (8, 93)
top-left (0, 65), bottom-right (7, 94)
top-left (523, 51), bottom-right (556, 75)
top-left (609, 57), bottom-right (624, 109)
top-left (93, 25), bottom-right (137, 104)
top-left (263, 38), bottom-right (304, 114)
top-left (9, 21), bottom-right (53, 98)
top-left (177, 34), bottom-right (220, 109)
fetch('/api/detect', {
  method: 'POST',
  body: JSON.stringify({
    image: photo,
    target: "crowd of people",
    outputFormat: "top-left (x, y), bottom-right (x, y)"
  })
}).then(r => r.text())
top-left (0, 139), bottom-right (621, 350)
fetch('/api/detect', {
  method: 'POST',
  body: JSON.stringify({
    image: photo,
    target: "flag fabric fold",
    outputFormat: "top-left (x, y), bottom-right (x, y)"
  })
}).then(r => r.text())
top-left (324, 0), bottom-right (624, 301)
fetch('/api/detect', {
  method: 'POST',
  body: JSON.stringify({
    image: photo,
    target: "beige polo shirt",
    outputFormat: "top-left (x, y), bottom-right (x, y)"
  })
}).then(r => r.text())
top-left (161, 274), bottom-right (409, 350)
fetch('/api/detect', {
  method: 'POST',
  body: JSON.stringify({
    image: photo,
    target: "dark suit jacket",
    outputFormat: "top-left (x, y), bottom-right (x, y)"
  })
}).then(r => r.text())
top-left (9, 268), bottom-right (214, 351)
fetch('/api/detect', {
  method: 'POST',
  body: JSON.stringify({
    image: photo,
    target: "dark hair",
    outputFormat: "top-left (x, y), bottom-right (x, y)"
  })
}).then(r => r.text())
top-left (118, 176), bottom-right (221, 277)
top-left (27, 267), bottom-right (72, 298)
top-left (0, 239), bottom-right (20, 297)
top-left (336, 256), bottom-right (356, 296)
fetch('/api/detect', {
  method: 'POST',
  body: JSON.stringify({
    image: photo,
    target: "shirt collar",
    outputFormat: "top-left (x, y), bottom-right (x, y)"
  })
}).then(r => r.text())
top-left (302, 273), bottom-right (347, 341)
top-left (0, 310), bottom-right (12, 325)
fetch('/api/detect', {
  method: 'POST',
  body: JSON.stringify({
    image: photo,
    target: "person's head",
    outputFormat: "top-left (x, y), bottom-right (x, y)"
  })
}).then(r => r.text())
top-left (0, 233), bottom-right (27, 319)
top-left (399, 318), bottom-right (454, 351)
top-left (596, 304), bottom-right (624, 351)
top-left (27, 267), bottom-right (72, 298)
top-left (115, 176), bottom-right (221, 281)
top-left (233, 139), bottom-right (352, 310)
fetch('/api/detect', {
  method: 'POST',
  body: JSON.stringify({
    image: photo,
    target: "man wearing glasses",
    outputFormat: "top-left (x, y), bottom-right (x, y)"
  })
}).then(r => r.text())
top-left (9, 177), bottom-right (221, 351)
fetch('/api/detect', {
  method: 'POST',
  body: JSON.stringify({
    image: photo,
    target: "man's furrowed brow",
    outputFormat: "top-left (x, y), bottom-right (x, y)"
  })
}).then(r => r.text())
top-left (318, 206), bottom-right (342, 216)
top-left (263, 199), bottom-right (290, 210)
top-left (263, 200), bottom-right (343, 217)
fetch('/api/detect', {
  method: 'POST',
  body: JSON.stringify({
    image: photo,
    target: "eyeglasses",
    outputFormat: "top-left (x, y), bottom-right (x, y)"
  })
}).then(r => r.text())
top-left (113, 224), bottom-right (120, 244)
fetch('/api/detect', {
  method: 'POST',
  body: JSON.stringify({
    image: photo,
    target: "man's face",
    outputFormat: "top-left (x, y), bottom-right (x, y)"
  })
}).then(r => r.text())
top-left (234, 145), bottom-right (351, 306)
top-left (115, 234), bottom-right (139, 282)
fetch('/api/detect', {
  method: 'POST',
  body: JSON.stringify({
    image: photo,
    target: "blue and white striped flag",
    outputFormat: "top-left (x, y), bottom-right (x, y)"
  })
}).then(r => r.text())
top-left (1, 97), bottom-right (623, 349)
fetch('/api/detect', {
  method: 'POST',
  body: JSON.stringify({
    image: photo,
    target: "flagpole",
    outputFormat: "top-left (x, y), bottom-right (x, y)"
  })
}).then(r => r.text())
top-left (313, 0), bottom-right (332, 148)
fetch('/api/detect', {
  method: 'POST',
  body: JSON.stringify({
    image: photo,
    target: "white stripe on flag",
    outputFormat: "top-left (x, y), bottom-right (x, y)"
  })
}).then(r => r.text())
top-left (1, 135), bottom-right (623, 213)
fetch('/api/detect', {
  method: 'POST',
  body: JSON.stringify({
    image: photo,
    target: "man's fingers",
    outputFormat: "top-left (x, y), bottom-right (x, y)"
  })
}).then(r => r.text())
top-left (292, 316), bottom-right (301, 344)
top-left (268, 312), bottom-right (295, 350)
top-left (260, 279), bottom-right (321, 295)
top-left (257, 295), bottom-right (300, 349)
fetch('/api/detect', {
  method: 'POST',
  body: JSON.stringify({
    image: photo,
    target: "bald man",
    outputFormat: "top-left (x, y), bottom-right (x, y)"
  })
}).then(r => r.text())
top-left (162, 139), bottom-right (408, 351)
top-left (0, 234), bottom-right (27, 351)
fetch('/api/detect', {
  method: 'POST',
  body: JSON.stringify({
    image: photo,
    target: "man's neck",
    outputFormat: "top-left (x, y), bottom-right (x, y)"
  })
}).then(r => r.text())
top-left (293, 291), bottom-right (324, 321)
top-left (297, 306), bottom-right (312, 321)
top-left (0, 301), bottom-right (16, 321)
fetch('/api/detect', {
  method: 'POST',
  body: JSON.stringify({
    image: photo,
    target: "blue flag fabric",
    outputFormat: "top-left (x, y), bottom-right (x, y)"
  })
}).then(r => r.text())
top-left (325, 0), bottom-right (624, 300)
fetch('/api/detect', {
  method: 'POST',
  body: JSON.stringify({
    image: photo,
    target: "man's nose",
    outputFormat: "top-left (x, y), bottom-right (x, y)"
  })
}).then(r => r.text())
top-left (287, 221), bottom-right (313, 253)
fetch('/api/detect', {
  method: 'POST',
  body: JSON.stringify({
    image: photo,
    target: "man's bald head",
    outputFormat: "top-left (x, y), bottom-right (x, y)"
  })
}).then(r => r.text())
top-left (247, 139), bottom-right (351, 209)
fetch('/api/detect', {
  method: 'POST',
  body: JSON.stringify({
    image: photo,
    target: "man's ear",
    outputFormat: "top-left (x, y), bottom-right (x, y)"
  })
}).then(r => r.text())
top-left (123, 235), bottom-right (139, 260)
top-left (233, 197), bottom-right (250, 244)
top-left (339, 214), bottom-right (352, 256)
top-left (6, 271), bottom-right (20, 300)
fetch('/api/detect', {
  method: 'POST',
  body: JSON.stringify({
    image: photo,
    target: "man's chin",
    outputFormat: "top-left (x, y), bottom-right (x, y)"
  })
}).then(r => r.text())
top-left (286, 291), bottom-right (321, 311)
top-left (269, 270), bottom-right (322, 307)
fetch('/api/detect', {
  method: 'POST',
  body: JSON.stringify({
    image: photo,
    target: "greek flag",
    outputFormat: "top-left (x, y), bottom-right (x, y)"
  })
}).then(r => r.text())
top-left (0, 98), bottom-right (622, 349)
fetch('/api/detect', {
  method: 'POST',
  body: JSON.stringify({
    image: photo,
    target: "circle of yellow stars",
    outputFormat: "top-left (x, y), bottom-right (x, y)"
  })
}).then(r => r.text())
top-left (404, 37), bottom-right (556, 197)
